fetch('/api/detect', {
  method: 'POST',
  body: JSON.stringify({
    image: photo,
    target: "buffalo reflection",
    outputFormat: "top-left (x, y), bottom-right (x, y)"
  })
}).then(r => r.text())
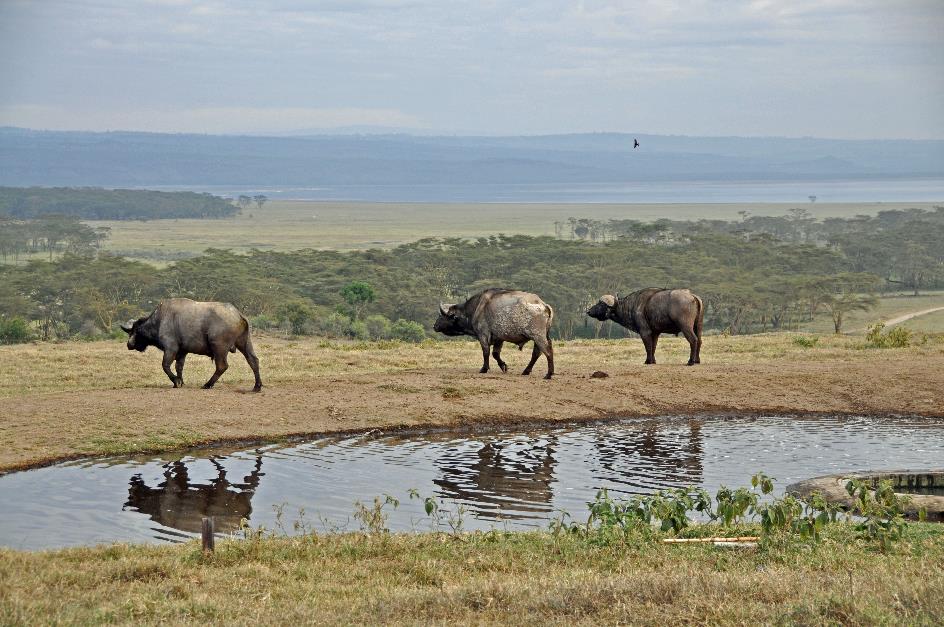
top-left (124, 456), bottom-right (264, 533)
top-left (593, 419), bottom-right (704, 492)
top-left (434, 437), bottom-right (557, 520)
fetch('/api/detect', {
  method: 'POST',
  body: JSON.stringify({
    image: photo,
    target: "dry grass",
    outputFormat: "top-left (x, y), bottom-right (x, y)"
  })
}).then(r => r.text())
top-left (1, 525), bottom-right (942, 625)
top-left (2, 331), bottom-right (941, 399)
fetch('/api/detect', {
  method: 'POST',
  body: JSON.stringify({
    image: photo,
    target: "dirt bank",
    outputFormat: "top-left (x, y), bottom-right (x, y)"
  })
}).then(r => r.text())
top-left (1, 333), bottom-right (942, 474)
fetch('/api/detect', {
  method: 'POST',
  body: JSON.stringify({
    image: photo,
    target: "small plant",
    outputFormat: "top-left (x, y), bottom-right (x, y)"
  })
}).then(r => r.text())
top-left (440, 386), bottom-right (465, 400)
top-left (792, 335), bottom-right (819, 348)
top-left (845, 478), bottom-right (908, 551)
top-left (408, 489), bottom-right (466, 534)
top-left (353, 494), bottom-right (399, 534)
top-left (713, 485), bottom-right (759, 526)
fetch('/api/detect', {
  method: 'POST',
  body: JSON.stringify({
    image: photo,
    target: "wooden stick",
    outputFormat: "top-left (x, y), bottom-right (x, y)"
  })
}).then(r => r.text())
top-left (662, 536), bottom-right (759, 543)
top-left (202, 516), bottom-right (215, 553)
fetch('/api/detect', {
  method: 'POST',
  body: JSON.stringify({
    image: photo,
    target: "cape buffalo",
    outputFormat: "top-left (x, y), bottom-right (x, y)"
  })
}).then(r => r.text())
top-left (121, 298), bottom-right (262, 391)
top-left (434, 288), bottom-right (555, 379)
top-left (586, 288), bottom-right (703, 365)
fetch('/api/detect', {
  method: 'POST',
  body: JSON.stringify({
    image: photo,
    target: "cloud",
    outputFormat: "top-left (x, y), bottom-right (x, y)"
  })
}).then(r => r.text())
top-left (0, 0), bottom-right (941, 137)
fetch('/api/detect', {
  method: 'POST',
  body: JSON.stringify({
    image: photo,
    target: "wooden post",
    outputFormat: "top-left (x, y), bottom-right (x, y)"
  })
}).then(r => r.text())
top-left (202, 516), bottom-right (215, 553)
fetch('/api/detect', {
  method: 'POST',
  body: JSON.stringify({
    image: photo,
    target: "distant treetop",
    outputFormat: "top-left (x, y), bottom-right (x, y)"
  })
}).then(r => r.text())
top-left (0, 187), bottom-right (239, 220)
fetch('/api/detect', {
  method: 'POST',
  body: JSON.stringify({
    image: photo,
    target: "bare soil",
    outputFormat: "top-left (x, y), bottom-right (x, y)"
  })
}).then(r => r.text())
top-left (1, 335), bottom-right (942, 474)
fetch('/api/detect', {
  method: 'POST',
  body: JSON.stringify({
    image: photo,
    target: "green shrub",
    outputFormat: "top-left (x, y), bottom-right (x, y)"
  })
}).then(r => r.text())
top-left (792, 335), bottom-right (819, 348)
top-left (390, 319), bottom-right (426, 343)
top-left (866, 323), bottom-right (912, 348)
top-left (0, 317), bottom-right (32, 344)
top-left (276, 302), bottom-right (316, 335)
top-left (249, 314), bottom-right (277, 331)
top-left (364, 314), bottom-right (393, 340)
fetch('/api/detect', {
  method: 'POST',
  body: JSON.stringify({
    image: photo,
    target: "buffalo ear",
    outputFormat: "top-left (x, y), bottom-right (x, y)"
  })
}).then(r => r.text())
top-left (440, 303), bottom-right (456, 316)
top-left (120, 320), bottom-right (135, 334)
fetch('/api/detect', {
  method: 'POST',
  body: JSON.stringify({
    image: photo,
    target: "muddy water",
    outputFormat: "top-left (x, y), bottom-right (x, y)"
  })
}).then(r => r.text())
top-left (1, 415), bottom-right (942, 550)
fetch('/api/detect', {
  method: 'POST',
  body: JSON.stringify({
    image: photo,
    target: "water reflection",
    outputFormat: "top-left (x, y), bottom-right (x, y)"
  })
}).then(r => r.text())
top-left (3, 414), bottom-right (943, 550)
top-left (592, 419), bottom-right (704, 493)
top-left (433, 436), bottom-right (558, 519)
top-left (124, 456), bottom-right (264, 533)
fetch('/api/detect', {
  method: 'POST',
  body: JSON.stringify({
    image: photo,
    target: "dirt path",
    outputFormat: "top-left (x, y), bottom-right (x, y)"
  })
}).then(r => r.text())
top-left (883, 306), bottom-right (944, 328)
top-left (1, 351), bottom-right (942, 474)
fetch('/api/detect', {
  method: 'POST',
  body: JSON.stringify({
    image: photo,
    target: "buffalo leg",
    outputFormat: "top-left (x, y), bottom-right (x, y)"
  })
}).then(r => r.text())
top-left (522, 343), bottom-right (540, 376)
top-left (162, 350), bottom-right (181, 387)
top-left (174, 353), bottom-right (187, 386)
top-left (539, 337), bottom-right (554, 379)
top-left (641, 333), bottom-right (657, 364)
top-left (524, 337), bottom-right (554, 379)
top-left (682, 328), bottom-right (699, 366)
top-left (203, 351), bottom-right (229, 389)
top-left (478, 339), bottom-right (490, 373)
top-left (492, 341), bottom-right (508, 373)
top-left (236, 335), bottom-right (263, 391)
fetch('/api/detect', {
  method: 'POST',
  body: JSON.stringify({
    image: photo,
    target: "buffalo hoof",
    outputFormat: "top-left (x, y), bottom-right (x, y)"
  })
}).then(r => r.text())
top-left (687, 361), bottom-right (697, 366)
top-left (543, 374), bottom-right (553, 380)
top-left (252, 385), bottom-right (262, 393)
top-left (479, 367), bottom-right (489, 374)
top-left (202, 383), bottom-right (215, 390)
top-left (498, 363), bottom-right (508, 373)
top-left (521, 369), bottom-right (532, 376)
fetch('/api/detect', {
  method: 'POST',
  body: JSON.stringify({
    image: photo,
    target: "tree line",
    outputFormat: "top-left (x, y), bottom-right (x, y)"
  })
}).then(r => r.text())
top-left (0, 215), bottom-right (109, 263)
top-left (1, 207), bottom-right (941, 344)
top-left (0, 187), bottom-right (240, 220)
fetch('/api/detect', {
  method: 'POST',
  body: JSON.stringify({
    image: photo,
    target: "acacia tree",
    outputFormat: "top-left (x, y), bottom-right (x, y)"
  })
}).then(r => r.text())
top-left (341, 281), bottom-right (375, 322)
top-left (821, 273), bottom-right (880, 334)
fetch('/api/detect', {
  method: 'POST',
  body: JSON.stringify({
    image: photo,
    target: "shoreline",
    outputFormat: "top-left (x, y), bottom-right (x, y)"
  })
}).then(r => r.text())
top-left (1, 333), bottom-right (942, 476)
top-left (2, 407), bottom-right (943, 478)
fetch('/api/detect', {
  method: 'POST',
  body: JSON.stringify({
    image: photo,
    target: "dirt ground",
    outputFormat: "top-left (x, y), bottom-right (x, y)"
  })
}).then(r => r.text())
top-left (1, 333), bottom-right (942, 474)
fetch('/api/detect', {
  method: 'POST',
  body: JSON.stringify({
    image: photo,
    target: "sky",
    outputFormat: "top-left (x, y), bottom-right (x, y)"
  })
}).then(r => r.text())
top-left (1, 0), bottom-right (942, 139)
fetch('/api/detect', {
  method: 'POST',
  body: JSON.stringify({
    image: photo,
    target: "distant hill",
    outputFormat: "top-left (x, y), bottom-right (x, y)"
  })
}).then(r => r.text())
top-left (0, 186), bottom-right (238, 220)
top-left (0, 127), bottom-right (942, 188)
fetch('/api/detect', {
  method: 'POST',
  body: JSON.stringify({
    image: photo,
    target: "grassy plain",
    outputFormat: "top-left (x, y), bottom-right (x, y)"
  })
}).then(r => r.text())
top-left (85, 200), bottom-right (943, 260)
top-left (800, 290), bottom-right (944, 333)
top-left (2, 524), bottom-right (942, 625)
top-left (1, 332), bottom-right (942, 473)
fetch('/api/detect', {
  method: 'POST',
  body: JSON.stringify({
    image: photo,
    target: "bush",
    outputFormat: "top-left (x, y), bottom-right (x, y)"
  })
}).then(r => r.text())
top-left (249, 314), bottom-right (277, 331)
top-left (793, 335), bottom-right (819, 348)
top-left (390, 319), bottom-right (426, 343)
top-left (0, 317), bottom-right (32, 344)
top-left (319, 313), bottom-right (352, 338)
top-left (276, 302), bottom-right (315, 336)
top-left (365, 314), bottom-right (392, 340)
top-left (866, 323), bottom-right (912, 348)
top-left (349, 319), bottom-right (369, 341)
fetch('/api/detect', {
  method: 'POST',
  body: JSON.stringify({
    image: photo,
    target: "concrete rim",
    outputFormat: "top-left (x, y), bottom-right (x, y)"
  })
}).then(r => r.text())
top-left (787, 469), bottom-right (944, 522)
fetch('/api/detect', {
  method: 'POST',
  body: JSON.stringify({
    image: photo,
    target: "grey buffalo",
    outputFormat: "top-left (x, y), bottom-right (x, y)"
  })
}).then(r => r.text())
top-left (121, 298), bottom-right (262, 391)
top-left (586, 288), bottom-right (703, 365)
top-left (434, 288), bottom-right (555, 379)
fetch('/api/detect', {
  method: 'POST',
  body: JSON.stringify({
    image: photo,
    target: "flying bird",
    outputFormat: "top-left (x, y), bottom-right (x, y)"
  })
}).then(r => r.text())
top-left (633, 138), bottom-right (640, 149)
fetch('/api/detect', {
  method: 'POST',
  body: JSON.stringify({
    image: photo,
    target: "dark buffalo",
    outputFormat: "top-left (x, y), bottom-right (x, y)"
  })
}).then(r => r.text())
top-left (434, 288), bottom-right (555, 379)
top-left (586, 288), bottom-right (703, 365)
top-left (121, 298), bottom-right (262, 391)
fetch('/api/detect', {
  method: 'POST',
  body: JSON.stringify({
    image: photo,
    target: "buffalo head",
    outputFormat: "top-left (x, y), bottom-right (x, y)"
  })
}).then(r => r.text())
top-left (586, 294), bottom-right (618, 321)
top-left (434, 303), bottom-right (467, 336)
top-left (121, 316), bottom-right (151, 352)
